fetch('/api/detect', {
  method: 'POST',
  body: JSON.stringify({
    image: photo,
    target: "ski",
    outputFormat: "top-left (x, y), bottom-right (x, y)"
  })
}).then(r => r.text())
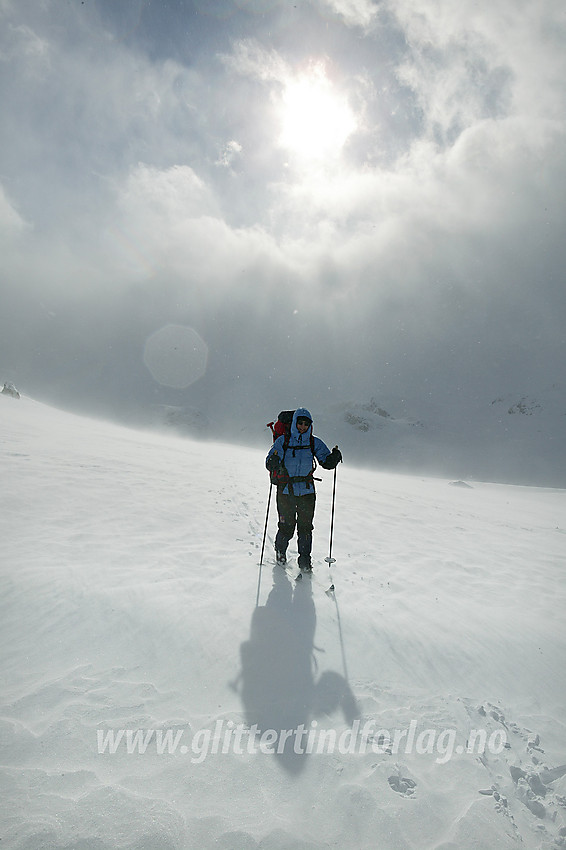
top-left (294, 569), bottom-right (310, 582)
top-left (295, 567), bottom-right (335, 595)
top-left (268, 556), bottom-right (335, 594)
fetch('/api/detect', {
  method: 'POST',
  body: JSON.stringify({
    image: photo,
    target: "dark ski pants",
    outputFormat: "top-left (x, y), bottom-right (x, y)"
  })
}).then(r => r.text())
top-left (275, 490), bottom-right (316, 557)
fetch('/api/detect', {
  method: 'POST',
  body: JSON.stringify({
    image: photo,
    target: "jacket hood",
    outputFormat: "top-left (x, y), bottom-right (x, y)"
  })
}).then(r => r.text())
top-left (290, 408), bottom-right (313, 444)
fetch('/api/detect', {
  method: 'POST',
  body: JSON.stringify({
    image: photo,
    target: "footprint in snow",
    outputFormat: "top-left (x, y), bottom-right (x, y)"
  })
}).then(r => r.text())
top-left (388, 775), bottom-right (417, 796)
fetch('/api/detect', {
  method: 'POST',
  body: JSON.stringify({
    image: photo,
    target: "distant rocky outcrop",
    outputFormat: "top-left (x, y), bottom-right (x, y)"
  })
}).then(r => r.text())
top-left (491, 395), bottom-right (543, 416)
top-left (342, 397), bottom-right (423, 433)
top-left (2, 382), bottom-right (20, 399)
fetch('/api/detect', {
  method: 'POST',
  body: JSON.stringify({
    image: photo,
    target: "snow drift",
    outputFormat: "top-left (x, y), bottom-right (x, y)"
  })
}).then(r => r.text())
top-left (1, 395), bottom-right (565, 850)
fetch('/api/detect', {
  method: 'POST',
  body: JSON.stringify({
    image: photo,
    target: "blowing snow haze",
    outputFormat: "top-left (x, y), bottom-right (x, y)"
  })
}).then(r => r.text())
top-left (1, 0), bottom-right (565, 484)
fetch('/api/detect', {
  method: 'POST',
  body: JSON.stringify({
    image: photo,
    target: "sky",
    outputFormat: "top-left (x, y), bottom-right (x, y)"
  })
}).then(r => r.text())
top-left (1, 0), bottom-right (565, 438)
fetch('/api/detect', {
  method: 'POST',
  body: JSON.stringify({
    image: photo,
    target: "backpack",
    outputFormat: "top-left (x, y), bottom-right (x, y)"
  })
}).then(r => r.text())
top-left (267, 410), bottom-right (317, 490)
top-left (267, 410), bottom-right (295, 442)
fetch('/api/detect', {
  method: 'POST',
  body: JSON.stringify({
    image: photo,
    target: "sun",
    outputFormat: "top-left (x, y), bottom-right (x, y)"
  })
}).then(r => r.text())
top-left (278, 63), bottom-right (356, 161)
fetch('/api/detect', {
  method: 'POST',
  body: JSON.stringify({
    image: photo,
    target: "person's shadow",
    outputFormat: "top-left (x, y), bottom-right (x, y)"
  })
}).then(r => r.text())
top-left (232, 567), bottom-right (359, 773)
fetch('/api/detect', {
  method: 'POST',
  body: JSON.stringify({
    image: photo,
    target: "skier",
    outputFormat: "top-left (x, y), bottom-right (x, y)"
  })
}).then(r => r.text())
top-left (265, 408), bottom-right (342, 571)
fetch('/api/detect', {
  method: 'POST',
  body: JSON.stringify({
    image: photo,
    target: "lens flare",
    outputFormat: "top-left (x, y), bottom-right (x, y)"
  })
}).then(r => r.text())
top-left (143, 325), bottom-right (208, 389)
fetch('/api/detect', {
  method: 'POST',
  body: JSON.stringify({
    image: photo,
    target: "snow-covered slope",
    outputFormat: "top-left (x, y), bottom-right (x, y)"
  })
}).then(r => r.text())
top-left (1, 395), bottom-right (565, 850)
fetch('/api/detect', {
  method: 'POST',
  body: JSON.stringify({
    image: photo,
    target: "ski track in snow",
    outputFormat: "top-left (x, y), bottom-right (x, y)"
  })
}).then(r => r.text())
top-left (1, 396), bottom-right (565, 850)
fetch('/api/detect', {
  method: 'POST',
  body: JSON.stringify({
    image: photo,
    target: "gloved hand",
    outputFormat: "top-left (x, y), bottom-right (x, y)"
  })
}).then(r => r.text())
top-left (322, 446), bottom-right (342, 469)
top-left (330, 446), bottom-right (343, 465)
top-left (266, 452), bottom-right (282, 473)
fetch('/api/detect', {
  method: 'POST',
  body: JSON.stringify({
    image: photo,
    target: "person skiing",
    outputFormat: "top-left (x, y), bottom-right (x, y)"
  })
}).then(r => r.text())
top-left (265, 408), bottom-right (342, 571)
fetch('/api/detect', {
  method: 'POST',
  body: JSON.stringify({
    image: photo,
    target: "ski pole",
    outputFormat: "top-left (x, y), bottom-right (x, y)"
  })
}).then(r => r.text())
top-left (259, 481), bottom-right (274, 567)
top-left (325, 460), bottom-right (338, 590)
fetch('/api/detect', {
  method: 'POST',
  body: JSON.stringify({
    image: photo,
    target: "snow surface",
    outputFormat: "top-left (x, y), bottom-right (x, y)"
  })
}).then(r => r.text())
top-left (1, 395), bottom-right (565, 850)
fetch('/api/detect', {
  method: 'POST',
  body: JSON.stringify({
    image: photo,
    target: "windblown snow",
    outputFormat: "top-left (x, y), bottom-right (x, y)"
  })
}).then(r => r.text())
top-left (1, 396), bottom-right (565, 850)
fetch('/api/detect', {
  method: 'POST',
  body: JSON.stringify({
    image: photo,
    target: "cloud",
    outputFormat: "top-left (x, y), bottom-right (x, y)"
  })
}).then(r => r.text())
top-left (0, 18), bottom-right (49, 64)
top-left (389, 0), bottom-right (566, 129)
top-left (106, 162), bottom-right (288, 293)
top-left (317, 0), bottom-right (379, 29)
top-left (216, 140), bottom-right (243, 168)
top-left (0, 184), bottom-right (28, 238)
top-left (221, 38), bottom-right (289, 84)
top-left (0, 0), bottom-right (564, 437)
top-left (117, 164), bottom-right (219, 226)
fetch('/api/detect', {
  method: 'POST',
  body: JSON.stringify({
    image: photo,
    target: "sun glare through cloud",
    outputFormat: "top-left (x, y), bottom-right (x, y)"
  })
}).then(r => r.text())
top-left (278, 63), bottom-right (356, 161)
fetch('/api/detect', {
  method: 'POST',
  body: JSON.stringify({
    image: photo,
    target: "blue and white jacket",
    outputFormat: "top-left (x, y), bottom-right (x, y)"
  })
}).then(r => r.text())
top-left (265, 408), bottom-right (338, 496)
